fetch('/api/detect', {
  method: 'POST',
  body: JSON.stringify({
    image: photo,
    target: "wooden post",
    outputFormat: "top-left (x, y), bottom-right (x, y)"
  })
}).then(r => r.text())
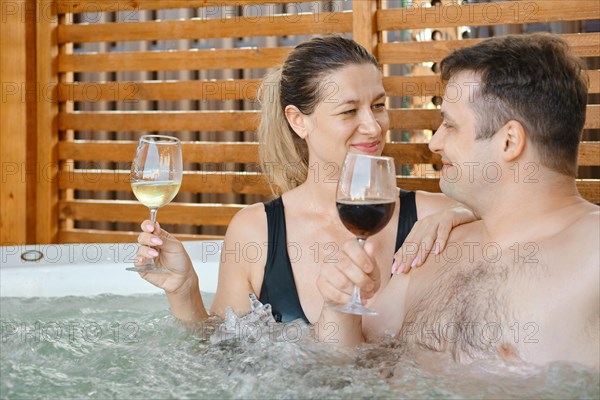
top-left (1, 0), bottom-right (28, 244)
top-left (36, 0), bottom-right (59, 243)
top-left (58, 6), bottom-right (74, 242)
top-left (352, 0), bottom-right (381, 59)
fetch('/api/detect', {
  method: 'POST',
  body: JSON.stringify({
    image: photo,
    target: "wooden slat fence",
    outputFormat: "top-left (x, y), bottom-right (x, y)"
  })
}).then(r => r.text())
top-left (29, 0), bottom-right (599, 244)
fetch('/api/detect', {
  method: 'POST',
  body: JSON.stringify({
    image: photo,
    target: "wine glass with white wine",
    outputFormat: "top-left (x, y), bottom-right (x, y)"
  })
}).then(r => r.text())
top-left (126, 135), bottom-right (182, 272)
top-left (333, 153), bottom-right (397, 315)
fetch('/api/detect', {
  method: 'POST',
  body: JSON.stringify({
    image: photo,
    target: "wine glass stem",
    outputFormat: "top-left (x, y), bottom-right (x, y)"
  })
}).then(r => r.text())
top-left (149, 207), bottom-right (158, 224)
top-left (350, 237), bottom-right (367, 307)
top-left (146, 207), bottom-right (159, 267)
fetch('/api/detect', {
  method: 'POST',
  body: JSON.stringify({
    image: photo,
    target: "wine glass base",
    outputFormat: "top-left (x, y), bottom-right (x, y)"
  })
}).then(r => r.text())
top-left (329, 303), bottom-right (378, 316)
top-left (125, 266), bottom-right (169, 273)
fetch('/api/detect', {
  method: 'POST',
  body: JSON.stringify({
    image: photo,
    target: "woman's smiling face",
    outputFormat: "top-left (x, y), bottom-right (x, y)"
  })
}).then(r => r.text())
top-left (297, 63), bottom-right (389, 170)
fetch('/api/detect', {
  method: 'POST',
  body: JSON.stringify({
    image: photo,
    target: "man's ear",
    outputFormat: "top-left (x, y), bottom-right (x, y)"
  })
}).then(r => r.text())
top-left (284, 105), bottom-right (308, 139)
top-left (501, 120), bottom-right (526, 162)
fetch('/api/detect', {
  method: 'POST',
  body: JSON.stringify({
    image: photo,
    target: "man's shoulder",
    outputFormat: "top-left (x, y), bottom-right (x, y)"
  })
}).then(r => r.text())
top-left (565, 203), bottom-right (599, 242)
top-left (447, 219), bottom-right (485, 241)
top-left (554, 203), bottom-right (599, 273)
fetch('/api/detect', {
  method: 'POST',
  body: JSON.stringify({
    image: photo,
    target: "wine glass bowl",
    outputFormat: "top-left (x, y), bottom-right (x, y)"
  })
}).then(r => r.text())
top-left (333, 153), bottom-right (397, 315)
top-left (126, 135), bottom-right (183, 272)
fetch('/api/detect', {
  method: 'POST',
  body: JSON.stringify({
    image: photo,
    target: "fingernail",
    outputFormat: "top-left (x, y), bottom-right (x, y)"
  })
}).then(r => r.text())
top-left (150, 237), bottom-right (163, 245)
top-left (144, 223), bottom-right (154, 231)
top-left (134, 257), bottom-right (143, 264)
top-left (411, 256), bottom-right (421, 268)
top-left (148, 249), bottom-right (159, 257)
top-left (399, 262), bottom-right (408, 273)
top-left (391, 260), bottom-right (399, 274)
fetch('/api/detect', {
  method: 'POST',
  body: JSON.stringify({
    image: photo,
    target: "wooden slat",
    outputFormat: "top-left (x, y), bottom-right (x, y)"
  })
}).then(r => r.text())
top-left (59, 47), bottom-right (291, 73)
top-left (58, 12), bottom-right (351, 43)
top-left (579, 142), bottom-right (600, 167)
top-left (59, 141), bottom-right (260, 163)
top-left (395, 178), bottom-right (599, 204)
top-left (589, 70), bottom-right (600, 94)
top-left (389, 142), bottom-right (600, 166)
top-left (57, 0), bottom-right (303, 14)
top-left (378, 0), bottom-right (600, 31)
top-left (385, 71), bottom-right (600, 96)
top-left (72, 105), bottom-right (600, 132)
top-left (59, 111), bottom-right (259, 131)
top-left (59, 103), bottom-right (600, 133)
top-left (60, 171), bottom-right (273, 195)
top-left (388, 104), bottom-right (599, 130)
top-left (576, 180), bottom-right (600, 204)
top-left (383, 143), bottom-right (441, 164)
top-left (58, 141), bottom-right (443, 164)
top-left (389, 109), bottom-right (441, 130)
top-left (59, 229), bottom-right (221, 244)
top-left (59, 79), bottom-right (262, 101)
top-left (378, 33), bottom-right (600, 65)
top-left (59, 70), bottom-right (599, 103)
top-left (396, 176), bottom-right (441, 192)
top-left (58, 140), bottom-right (600, 166)
top-left (60, 172), bottom-right (457, 194)
top-left (59, 200), bottom-right (242, 226)
top-left (585, 104), bottom-right (600, 129)
top-left (384, 75), bottom-right (443, 97)
top-left (36, 0), bottom-right (60, 244)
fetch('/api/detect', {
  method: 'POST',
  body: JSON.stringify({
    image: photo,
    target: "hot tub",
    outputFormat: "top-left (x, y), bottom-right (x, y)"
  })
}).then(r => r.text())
top-left (1, 242), bottom-right (597, 399)
top-left (0, 241), bottom-right (221, 297)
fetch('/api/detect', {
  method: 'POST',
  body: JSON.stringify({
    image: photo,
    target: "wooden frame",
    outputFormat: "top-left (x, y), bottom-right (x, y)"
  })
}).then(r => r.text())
top-left (2, 0), bottom-right (598, 244)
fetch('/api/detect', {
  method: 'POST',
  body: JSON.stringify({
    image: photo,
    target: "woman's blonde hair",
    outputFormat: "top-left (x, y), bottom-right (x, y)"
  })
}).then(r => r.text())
top-left (257, 36), bottom-right (379, 195)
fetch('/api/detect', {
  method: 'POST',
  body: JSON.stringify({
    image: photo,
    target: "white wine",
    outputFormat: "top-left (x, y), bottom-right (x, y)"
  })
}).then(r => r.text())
top-left (131, 180), bottom-right (181, 209)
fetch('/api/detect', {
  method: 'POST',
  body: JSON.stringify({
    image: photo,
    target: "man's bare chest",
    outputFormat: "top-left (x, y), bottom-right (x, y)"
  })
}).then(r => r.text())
top-left (400, 254), bottom-right (544, 362)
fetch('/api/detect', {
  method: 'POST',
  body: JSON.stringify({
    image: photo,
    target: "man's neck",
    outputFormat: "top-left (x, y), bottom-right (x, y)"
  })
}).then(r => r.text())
top-left (476, 172), bottom-right (583, 246)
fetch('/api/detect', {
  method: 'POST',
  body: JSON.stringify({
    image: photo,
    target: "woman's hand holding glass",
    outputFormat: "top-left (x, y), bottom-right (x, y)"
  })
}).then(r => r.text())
top-left (134, 221), bottom-right (198, 295)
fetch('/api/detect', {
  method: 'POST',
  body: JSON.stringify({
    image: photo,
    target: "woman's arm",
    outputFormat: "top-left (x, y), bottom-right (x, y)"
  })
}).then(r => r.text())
top-left (316, 240), bottom-right (380, 346)
top-left (135, 202), bottom-right (268, 323)
top-left (135, 221), bottom-right (208, 323)
top-left (209, 203), bottom-right (269, 318)
top-left (392, 191), bottom-right (478, 273)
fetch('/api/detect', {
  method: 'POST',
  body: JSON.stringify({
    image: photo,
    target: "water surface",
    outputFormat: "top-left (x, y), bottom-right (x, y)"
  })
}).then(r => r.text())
top-left (1, 294), bottom-right (598, 399)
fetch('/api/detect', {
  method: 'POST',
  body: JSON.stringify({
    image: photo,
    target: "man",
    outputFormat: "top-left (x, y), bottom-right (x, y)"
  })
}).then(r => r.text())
top-left (317, 33), bottom-right (599, 368)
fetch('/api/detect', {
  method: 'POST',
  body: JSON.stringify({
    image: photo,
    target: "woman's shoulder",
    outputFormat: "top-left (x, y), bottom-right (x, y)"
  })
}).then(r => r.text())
top-left (224, 201), bottom-right (270, 242)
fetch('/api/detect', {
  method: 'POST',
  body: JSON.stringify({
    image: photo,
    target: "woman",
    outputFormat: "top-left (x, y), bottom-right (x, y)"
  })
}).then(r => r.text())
top-left (134, 36), bottom-right (476, 324)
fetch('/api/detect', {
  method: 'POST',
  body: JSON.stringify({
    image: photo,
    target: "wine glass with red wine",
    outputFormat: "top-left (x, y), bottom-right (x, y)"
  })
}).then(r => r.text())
top-left (334, 153), bottom-right (397, 315)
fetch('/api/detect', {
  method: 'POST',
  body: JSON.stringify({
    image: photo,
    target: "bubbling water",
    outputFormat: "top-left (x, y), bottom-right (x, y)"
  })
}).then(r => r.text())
top-left (208, 293), bottom-right (311, 346)
top-left (1, 294), bottom-right (598, 400)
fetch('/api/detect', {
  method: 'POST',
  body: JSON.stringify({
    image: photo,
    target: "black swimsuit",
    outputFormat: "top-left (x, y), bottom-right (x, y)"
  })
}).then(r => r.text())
top-left (258, 190), bottom-right (418, 323)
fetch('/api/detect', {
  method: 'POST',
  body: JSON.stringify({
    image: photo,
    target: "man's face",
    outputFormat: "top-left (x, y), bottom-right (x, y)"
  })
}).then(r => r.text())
top-left (429, 71), bottom-right (496, 204)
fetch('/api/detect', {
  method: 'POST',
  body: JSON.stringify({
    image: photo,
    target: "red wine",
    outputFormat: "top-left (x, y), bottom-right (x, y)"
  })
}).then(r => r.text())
top-left (336, 199), bottom-right (396, 239)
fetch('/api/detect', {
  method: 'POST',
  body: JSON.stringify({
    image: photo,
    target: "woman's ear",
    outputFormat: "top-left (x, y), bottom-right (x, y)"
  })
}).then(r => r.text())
top-left (501, 120), bottom-right (526, 162)
top-left (285, 105), bottom-right (308, 139)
